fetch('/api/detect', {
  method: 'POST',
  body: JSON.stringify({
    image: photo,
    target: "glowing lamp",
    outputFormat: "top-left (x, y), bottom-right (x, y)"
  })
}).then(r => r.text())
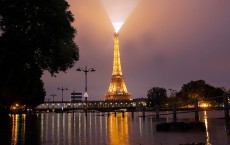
top-left (112, 22), bottom-right (123, 33)
top-left (200, 103), bottom-right (210, 108)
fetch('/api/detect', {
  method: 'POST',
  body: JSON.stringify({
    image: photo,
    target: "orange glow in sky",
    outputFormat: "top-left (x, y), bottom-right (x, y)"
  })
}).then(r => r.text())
top-left (42, 0), bottom-right (230, 101)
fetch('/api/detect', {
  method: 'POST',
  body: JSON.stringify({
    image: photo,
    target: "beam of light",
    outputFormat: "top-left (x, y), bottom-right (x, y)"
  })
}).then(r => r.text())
top-left (101, 0), bottom-right (140, 32)
top-left (113, 22), bottom-right (124, 33)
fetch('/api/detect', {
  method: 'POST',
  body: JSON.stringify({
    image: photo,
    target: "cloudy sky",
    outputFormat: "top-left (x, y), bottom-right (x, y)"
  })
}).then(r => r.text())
top-left (42, 0), bottom-right (230, 101)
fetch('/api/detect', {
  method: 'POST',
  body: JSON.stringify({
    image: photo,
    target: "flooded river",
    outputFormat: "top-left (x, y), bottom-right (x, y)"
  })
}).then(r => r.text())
top-left (1, 110), bottom-right (230, 145)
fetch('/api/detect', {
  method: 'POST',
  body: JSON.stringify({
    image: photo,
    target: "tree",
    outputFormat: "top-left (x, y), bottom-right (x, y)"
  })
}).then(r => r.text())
top-left (0, 0), bottom-right (79, 111)
top-left (147, 87), bottom-right (167, 107)
top-left (177, 80), bottom-right (224, 105)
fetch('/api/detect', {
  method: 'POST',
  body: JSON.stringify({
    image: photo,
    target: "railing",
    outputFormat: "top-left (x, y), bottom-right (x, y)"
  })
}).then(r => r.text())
top-left (35, 95), bottom-right (230, 120)
top-left (147, 94), bottom-right (229, 121)
top-left (35, 99), bottom-right (148, 112)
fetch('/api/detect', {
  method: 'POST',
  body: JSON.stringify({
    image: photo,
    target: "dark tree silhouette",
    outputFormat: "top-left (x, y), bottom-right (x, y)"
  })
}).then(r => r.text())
top-left (0, 0), bottom-right (79, 111)
top-left (177, 80), bottom-right (224, 105)
top-left (147, 87), bottom-right (167, 106)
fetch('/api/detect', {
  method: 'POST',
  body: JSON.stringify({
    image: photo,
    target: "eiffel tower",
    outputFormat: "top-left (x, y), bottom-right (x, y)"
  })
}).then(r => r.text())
top-left (105, 32), bottom-right (132, 100)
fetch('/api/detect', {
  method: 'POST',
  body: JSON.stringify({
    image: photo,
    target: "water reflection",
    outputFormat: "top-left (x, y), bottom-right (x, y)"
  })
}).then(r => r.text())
top-left (0, 114), bottom-right (41, 145)
top-left (203, 111), bottom-right (211, 145)
top-left (107, 112), bottom-right (130, 145)
top-left (2, 111), bottom-right (230, 145)
top-left (11, 114), bottom-right (26, 145)
top-left (138, 117), bottom-right (144, 137)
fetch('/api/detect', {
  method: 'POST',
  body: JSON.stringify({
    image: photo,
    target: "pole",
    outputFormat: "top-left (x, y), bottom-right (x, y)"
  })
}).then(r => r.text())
top-left (53, 95), bottom-right (54, 111)
top-left (122, 111), bottom-right (124, 118)
top-left (57, 87), bottom-right (68, 112)
top-left (76, 66), bottom-right (96, 115)
top-left (156, 105), bottom-right (159, 119)
top-left (85, 66), bottom-right (87, 92)
top-left (224, 93), bottom-right (229, 119)
top-left (194, 99), bottom-right (199, 122)
top-left (61, 88), bottom-right (64, 112)
top-left (47, 98), bottom-right (50, 111)
top-left (85, 97), bottom-right (87, 116)
top-left (85, 67), bottom-right (88, 116)
top-left (77, 66), bottom-right (95, 116)
top-left (131, 111), bottom-right (134, 119)
top-left (61, 88), bottom-right (63, 103)
top-left (173, 102), bottom-right (177, 122)
top-left (50, 94), bottom-right (56, 112)
top-left (142, 109), bottom-right (145, 119)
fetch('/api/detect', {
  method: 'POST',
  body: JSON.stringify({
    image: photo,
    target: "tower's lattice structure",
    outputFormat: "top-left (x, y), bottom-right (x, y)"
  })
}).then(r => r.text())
top-left (105, 33), bottom-right (132, 100)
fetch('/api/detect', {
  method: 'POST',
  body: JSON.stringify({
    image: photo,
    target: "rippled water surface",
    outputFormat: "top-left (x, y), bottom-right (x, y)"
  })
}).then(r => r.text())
top-left (1, 110), bottom-right (230, 145)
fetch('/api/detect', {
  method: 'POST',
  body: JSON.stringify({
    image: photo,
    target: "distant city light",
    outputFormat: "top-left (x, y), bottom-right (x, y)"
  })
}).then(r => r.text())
top-left (200, 103), bottom-right (210, 108)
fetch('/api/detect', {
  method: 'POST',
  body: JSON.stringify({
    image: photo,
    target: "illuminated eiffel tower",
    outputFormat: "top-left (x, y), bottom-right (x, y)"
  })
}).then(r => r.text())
top-left (105, 32), bottom-right (132, 100)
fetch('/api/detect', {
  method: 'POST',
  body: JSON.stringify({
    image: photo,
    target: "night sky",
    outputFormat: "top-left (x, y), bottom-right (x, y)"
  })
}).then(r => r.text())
top-left (42, 0), bottom-right (230, 101)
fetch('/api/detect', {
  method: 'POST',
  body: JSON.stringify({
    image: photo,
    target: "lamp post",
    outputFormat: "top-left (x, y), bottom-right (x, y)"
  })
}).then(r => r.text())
top-left (76, 66), bottom-right (95, 115)
top-left (50, 94), bottom-right (57, 104)
top-left (57, 86), bottom-right (68, 111)
top-left (46, 98), bottom-right (50, 111)
top-left (50, 94), bottom-right (56, 111)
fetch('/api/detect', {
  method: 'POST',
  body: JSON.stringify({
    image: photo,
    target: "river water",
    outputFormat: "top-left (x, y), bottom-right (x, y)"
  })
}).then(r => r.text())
top-left (1, 110), bottom-right (230, 145)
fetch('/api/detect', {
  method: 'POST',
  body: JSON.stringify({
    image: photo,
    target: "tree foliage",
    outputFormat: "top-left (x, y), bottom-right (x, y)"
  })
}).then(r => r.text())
top-left (147, 87), bottom-right (167, 106)
top-left (0, 0), bottom-right (79, 108)
top-left (177, 80), bottom-right (224, 104)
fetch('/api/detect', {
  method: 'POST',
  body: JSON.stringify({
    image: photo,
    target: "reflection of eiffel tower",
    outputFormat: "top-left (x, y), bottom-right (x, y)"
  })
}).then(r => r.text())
top-left (105, 33), bottom-right (132, 100)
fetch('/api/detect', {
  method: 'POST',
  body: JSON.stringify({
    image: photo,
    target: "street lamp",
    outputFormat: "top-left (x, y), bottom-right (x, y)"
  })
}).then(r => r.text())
top-left (46, 98), bottom-right (50, 111)
top-left (50, 94), bottom-right (56, 111)
top-left (57, 86), bottom-right (68, 110)
top-left (50, 94), bottom-right (57, 104)
top-left (76, 66), bottom-right (95, 114)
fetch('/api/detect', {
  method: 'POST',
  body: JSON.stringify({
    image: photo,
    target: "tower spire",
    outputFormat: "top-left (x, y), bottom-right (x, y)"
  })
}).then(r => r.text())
top-left (105, 33), bottom-right (132, 100)
top-left (112, 32), bottom-right (122, 75)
